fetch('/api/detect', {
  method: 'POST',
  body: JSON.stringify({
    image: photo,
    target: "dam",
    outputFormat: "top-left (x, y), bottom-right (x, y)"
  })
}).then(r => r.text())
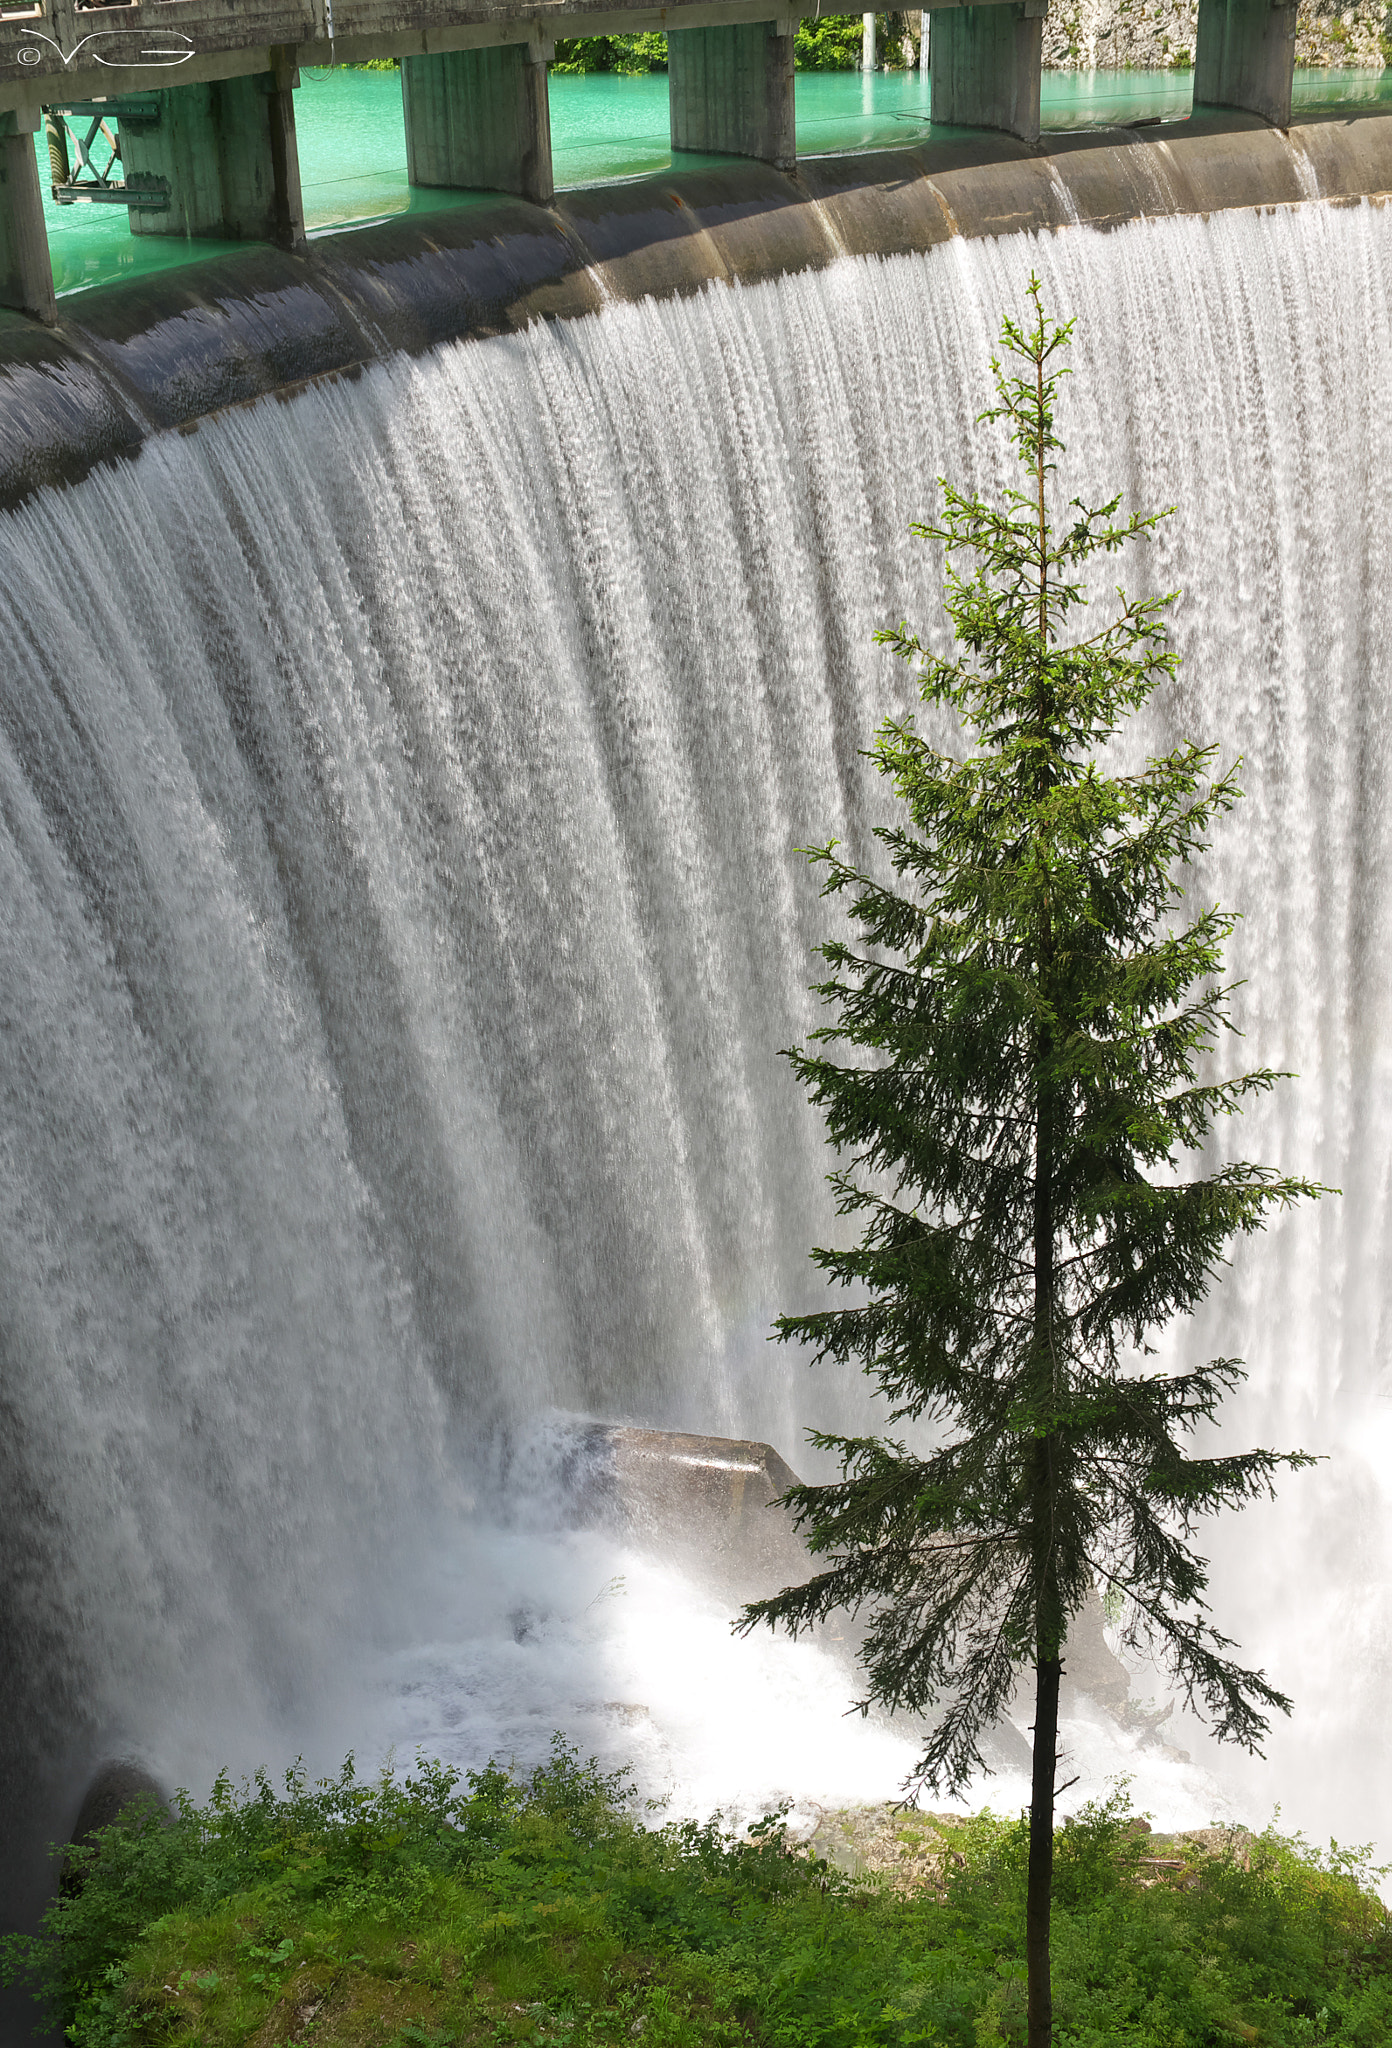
top-left (1, 0), bottom-right (1391, 2014)
top-left (0, 0), bottom-right (1363, 316)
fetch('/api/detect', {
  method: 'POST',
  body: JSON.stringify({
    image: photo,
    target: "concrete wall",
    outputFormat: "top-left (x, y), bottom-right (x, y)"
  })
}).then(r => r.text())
top-left (119, 67), bottom-right (304, 244)
top-left (931, 3), bottom-right (1047, 144)
top-left (668, 18), bottom-right (796, 167)
top-left (0, 110), bottom-right (53, 322)
top-left (1196, 0), bottom-right (1299, 125)
top-left (402, 43), bottom-right (553, 201)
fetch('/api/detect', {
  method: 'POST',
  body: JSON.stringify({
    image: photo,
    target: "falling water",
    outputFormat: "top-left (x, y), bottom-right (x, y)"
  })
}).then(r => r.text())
top-left (2, 195), bottom-right (1390, 1888)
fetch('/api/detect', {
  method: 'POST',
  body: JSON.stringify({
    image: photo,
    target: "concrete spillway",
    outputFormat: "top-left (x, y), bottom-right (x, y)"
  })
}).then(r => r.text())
top-left (1, 117), bottom-right (1391, 1944)
top-left (2, 108), bottom-right (1391, 507)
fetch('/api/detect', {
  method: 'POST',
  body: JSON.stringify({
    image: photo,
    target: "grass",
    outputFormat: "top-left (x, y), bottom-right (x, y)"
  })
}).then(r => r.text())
top-left (4, 1740), bottom-right (1392, 2048)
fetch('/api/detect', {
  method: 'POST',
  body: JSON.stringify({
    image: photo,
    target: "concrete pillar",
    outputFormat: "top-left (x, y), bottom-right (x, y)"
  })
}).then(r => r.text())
top-left (863, 12), bottom-right (878, 68)
top-left (0, 110), bottom-right (56, 325)
top-left (401, 43), bottom-right (555, 205)
top-left (119, 56), bottom-right (305, 246)
top-left (929, 1), bottom-right (1046, 144)
top-left (1194, 0), bottom-right (1297, 127)
top-left (668, 18), bottom-right (797, 170)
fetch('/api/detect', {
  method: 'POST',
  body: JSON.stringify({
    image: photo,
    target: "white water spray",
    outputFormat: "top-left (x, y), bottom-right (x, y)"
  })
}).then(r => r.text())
top-left (0, 196), bottom-right (1388, 1854)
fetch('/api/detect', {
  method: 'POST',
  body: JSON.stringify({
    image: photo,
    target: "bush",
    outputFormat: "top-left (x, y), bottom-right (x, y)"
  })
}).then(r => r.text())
top-left (4, 1746), bottom-right (1391, 2048)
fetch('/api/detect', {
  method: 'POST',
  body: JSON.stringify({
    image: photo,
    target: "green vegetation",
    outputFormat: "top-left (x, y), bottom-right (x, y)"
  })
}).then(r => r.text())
top-left (4, 1746), bottom-right (1391, 2048)
top-left (795, 15), bottom-right (909, 69)
top-left (740, 281), bottom-right (1326, 2046)
top-left (552, 35), bottom-right (669, 76)
top-left (795, 16), bottom-right (862, 70)
top-left (549, 17), bottom-right (912, 76)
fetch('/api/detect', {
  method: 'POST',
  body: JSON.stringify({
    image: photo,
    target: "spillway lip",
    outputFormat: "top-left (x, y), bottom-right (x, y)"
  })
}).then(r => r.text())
top-left (0, 108), bottom-right (1389, 514)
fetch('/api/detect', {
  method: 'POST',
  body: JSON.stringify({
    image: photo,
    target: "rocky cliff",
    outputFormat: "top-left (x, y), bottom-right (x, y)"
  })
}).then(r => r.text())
top-left (1036, 0), bottom-right (1390, 72)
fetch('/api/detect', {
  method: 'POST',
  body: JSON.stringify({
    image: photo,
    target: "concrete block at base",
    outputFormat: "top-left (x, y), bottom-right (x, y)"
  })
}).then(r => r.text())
top-left (578, 1425), bottom-right (810, 1600)
top-left (668, 20), bottom-right (797, 171)
top-left (120, 67), bottom-right (305, 247)
top-left (1195, 0), bottom-right (1298, 127)
top-left (929, 2), bottom-right (1045, 146)
top-left (0, 113), bottom-right (56, 325)
top-left (402, 46), bottom-right (554, 205)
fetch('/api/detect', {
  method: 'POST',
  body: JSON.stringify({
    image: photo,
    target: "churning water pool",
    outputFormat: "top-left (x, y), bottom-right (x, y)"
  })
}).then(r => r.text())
top-left (33, 61), bottom-right (1392, 298)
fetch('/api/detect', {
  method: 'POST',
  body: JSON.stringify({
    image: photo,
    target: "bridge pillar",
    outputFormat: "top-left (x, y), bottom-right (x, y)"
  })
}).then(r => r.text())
top-left (119, 59), bottom-right (305, 247)
top-left (401, 44), bottom-right (555, 204)
top-left (1194, 0), bottom-right (1298, 127)
top-left (667, 18), bottom-right (797, 171)
top-left (929, 1), bottom-right (1047, 145)
top-left (0, 109), bottom-right (56, 325)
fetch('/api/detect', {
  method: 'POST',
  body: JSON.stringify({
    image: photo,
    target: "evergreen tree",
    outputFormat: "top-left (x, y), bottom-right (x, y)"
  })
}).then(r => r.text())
top-left (740, 280), bottom-right (1326, 2048)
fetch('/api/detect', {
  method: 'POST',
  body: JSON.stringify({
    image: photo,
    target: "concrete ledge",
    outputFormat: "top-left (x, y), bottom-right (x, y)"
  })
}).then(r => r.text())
top-left (2, 108), bottom-right (1391, 512)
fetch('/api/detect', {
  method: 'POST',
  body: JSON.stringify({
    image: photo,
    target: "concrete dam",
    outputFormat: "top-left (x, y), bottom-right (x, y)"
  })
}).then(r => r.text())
top-left (1, 0), bottom-right (1391, 2000)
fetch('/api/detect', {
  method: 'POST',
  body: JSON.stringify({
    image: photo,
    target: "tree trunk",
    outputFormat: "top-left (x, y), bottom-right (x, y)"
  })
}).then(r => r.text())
top-left (1027, 325), bottom-right (1059, 2048)
top-left (1027, 1648), bottom-right (1061, 2048)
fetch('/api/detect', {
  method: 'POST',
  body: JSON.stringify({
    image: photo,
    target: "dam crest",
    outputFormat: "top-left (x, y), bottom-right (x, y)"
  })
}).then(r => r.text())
top-left (2, 107), bottom-right (1391, 508)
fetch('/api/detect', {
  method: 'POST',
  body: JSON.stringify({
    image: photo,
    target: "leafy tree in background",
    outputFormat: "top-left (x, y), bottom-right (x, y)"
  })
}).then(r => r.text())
top-left (550, 16), bottom-right (911, 76)
top-left (795, 13), bottom-right (908, 69)
top-left (552, 32), bottom-right (669, 74)
top-left (741, 279), bottom-right (1326, 2048)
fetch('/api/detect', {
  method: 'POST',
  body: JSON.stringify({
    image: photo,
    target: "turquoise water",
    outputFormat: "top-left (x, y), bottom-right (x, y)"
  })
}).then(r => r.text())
top-left (34, 62), bottom-right (1392, 298)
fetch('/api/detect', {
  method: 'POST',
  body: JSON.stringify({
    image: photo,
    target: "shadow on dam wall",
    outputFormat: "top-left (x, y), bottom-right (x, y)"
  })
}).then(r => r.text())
top-left (0, 106), bottom-right (1390, 512)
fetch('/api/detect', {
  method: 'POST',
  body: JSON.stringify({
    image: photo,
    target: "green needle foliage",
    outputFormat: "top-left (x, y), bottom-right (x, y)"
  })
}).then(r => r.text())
top-left (739, 278), bottom-right (1328, 2048)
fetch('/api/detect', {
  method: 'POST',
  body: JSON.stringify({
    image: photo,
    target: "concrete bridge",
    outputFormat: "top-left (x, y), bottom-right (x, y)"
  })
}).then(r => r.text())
top-left (0, 0), bottom-right (1303, 323)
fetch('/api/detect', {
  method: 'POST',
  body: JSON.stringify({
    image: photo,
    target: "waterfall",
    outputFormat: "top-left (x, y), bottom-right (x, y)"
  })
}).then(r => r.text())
top-left (1, 195), bottom-right (1389, 1881)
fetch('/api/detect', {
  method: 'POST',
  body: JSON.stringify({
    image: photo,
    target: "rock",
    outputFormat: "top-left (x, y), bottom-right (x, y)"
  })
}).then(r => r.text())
top-left (68, 1758), bottom-right (168, 1845)
top-left (577, 1424), bottom-right (813, 1602)
top-left (63, 1758), bottom-right (169, 1893)
top-left (1059, 1588), bottom-right (1133, 1715)
top-left (1041, 0), bottom-right (1389, 74)
top-left (806, 1803), bottom-right (971, 1887)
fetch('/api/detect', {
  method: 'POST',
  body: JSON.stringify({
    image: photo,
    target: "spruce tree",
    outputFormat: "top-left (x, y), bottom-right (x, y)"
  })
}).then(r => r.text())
top-left (740, 280), bottom-right (1325, 2048)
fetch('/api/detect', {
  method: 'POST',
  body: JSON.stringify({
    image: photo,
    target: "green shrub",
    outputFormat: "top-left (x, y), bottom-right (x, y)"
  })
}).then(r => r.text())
top-left (5, 1746), bottom-right (1391, 2048)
